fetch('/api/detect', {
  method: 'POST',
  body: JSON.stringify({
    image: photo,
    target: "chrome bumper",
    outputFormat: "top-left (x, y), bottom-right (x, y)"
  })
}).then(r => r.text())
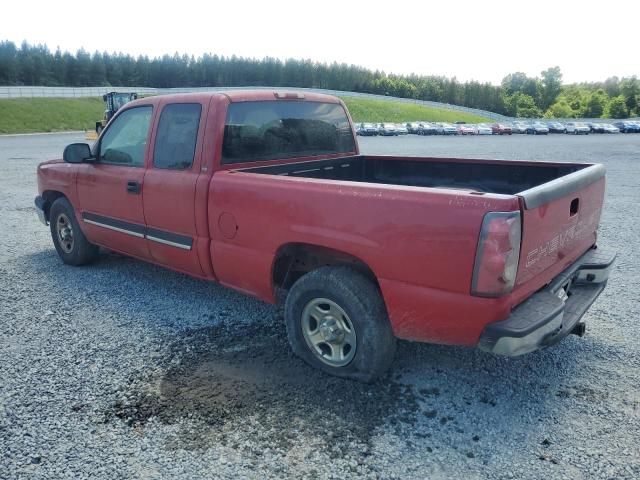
top-left (478, 246), bottom-right (616, 356)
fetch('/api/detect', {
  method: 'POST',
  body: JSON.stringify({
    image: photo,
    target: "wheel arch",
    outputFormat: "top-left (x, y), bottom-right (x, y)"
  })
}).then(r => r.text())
top-left (41, 190), bottom-right (67, 222)
top-left (271, 242), bottom-right (380, 305)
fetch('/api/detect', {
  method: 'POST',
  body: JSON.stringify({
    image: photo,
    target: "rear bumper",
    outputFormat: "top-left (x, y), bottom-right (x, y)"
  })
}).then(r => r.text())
top-left (478, 246), bottom-right (616, 356)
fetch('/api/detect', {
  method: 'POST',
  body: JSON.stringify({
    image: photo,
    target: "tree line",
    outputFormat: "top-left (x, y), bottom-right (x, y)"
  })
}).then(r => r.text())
top-left (0, 40), bottom-right (638, 118)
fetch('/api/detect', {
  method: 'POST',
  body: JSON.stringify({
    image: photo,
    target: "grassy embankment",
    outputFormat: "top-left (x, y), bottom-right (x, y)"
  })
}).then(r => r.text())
top-left (0, 95), bottom-right (492, 134)
top-left (341, 97), bottom-right (492, 123)
top-left (0, 97), bottom-right (104, 134)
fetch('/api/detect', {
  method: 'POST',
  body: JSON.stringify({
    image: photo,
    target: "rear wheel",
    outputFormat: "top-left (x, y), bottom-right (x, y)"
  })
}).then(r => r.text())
top-left (284, 267), bottom-right (396, 382)
top-left (49, 197), bottom-right (99, 266)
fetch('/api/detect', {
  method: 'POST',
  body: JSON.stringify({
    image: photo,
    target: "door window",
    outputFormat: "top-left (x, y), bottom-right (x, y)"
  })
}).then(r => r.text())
top-left (99, 106), bottom-right (153, 167)
top-left (153, 103), bottom-right (202, 170)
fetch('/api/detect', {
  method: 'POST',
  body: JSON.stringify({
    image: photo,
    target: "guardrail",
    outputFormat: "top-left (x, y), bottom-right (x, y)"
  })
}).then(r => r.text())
top-left (0, 85), bottom-right (510, 121)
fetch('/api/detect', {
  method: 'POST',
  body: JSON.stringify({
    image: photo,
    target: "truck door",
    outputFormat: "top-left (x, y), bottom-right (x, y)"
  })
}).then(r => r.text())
top-left (142, 102), bottom-right (206, 277)
top-left (77, 105), bottom-right (153, 259)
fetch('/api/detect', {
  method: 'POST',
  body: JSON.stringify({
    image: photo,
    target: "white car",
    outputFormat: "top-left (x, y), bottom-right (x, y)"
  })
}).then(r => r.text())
top-left (601, 123), bottom-right (620, 134)
top-left (378, 123), bottom-right (398, 136)
top-left (476, 124), bottom-right (493, 135)
top-left (565, 122), bottom-right (590, 135)
top-left (511, 122), bottom-right (528, 134)
top-left (436, 123), bottom-right (458, 135)
top-left (395, 123), bottom-right (409, 135)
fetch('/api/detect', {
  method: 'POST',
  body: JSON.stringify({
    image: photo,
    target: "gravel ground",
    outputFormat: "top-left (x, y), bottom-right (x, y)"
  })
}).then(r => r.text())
top-left (1, 132), bottom-right (639, 479)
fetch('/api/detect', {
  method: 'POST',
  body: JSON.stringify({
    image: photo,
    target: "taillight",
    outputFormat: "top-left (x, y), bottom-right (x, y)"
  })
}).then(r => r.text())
top-left (471, 211), bottom-right (521, 297)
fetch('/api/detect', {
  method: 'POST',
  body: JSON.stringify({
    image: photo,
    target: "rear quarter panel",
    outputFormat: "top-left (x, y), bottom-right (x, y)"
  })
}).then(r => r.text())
top-left (208, 172), bottom-right (520, 344)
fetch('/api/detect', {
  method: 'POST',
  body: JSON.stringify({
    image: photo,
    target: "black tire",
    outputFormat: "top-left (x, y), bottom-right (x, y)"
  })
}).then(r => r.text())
top-left (49, 197), bottom-right (99, 266)
top-left (284, 266), bottom-right (396, 382)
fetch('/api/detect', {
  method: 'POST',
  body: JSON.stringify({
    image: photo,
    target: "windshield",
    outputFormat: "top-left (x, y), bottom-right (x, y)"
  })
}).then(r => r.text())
top-left (112, 94), bottom-right (132, 110)
top-left (222, 101), bottom-right (356, 164)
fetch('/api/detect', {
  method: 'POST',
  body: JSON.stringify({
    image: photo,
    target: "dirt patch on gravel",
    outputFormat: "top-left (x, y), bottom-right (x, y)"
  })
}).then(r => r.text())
top-left (104, 318), bottom-right (421, 458)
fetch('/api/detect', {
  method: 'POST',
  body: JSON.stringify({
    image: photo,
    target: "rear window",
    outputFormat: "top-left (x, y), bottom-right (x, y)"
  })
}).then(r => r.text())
top-left (221, 100), bottom-right (356, 164)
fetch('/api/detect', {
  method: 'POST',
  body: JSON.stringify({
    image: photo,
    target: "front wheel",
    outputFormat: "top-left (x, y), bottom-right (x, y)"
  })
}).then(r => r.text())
top-left (284, 267), bottom-right (396, 382)
top-left (49, 197), bottom-right (99, 266)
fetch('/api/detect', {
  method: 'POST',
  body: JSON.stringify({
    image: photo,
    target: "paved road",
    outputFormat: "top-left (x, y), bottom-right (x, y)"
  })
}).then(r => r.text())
top-left (1, 133), bottom-right (639, 479)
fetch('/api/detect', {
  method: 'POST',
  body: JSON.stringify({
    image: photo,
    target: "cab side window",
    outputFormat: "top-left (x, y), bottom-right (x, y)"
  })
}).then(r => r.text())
top-left (99, 106), bottom-right (153, 167)
top-left (153, 103), bottom-right (202, 170)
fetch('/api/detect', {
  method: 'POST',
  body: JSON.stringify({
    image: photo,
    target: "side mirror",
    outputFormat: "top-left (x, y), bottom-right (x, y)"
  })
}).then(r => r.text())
top-left (63, 143), bottom-right (93, 163)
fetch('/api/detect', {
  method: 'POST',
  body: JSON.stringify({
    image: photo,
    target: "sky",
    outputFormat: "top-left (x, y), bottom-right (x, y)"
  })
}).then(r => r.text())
top-left (2, 0), bottom-right (639, 85)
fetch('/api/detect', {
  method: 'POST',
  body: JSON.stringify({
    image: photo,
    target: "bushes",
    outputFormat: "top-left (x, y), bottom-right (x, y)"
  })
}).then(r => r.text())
top-left (606, 96), bottom-right (629, 119)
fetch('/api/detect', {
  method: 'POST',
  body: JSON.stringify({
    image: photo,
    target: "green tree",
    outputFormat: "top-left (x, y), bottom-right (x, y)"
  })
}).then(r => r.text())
top-left (605, 96), bottom-right (628, 118)
top-left (545, 99), bottom-right (575, 118)
top-left (540, 66), bottom-right (563, 110)
top-left (0, 41), bottom-right (18, 84)
top-left (603, 76), bottom-right (620, 97)
top-left (501, 72), bottom-right (540, 105)
top-left (505, 93), bottom-right (542, 118)
top-left (583, 89), bottom-right (608, 118)
top-left (620, 76), bottom-right (639, 116)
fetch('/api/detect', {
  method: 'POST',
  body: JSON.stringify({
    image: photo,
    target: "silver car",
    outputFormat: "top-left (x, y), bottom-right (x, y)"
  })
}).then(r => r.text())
top-left (565, 122), bottom-right (590, 135)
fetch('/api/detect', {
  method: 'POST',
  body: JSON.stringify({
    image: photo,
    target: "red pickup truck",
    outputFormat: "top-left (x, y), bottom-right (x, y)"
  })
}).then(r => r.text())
top-left (35, 90), bottom-right (615, 381)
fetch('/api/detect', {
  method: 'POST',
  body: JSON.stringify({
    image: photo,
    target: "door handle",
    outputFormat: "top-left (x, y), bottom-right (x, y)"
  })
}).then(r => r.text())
top-left (126, 181), bottom-right (141, 194)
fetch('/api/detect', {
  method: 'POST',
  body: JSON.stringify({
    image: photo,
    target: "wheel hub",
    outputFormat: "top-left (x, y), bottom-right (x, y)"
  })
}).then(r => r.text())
top-left (56, 214), bottom-right (74, 253)
top-left (300, 298), bottom-right (357, 367)
top-left (319, 318), bottom-right (344, 343)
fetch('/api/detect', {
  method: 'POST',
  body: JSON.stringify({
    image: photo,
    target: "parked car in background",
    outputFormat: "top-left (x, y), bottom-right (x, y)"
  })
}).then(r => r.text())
top-left (612, 121), bottom-right (640, 133)
top-left (565, 122), bottom-right (590, 135)
top-left (511, 122), bottom-right (528, 134)
top-left (491, 123), bottom-right (512, 135)
top-left (526, 122), bottom-right (549, 135)
top-left (457, 124), bottom-right (477, 135)
top-left (358, 123), bottom-right (379, 136)
top-left (476, 124), bottom-right (493, 135)
top-left (547, 122), bottom-right (566, 134)
top-left (436, 123), bottom-right (458, 135)
top-left (601, 123), bottom-right (620, 134)
top-left (395, 124), bottom-right (409, 135)
top-left (419, 122), bottom-right (439, 136)
top-left (406, 122), bottom-right (422, 134)
top-left (588, 123), bottom-right (605, 134)
top-left (378, 123), bottom-right (398, 136)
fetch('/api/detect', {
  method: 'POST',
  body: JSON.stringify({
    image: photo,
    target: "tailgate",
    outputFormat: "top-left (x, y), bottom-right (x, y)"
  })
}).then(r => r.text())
top-left (515, 164), bottom-right (606, 292)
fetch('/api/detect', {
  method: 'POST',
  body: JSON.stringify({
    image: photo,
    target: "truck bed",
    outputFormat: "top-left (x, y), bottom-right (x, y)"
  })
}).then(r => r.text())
top-left (240, 155), bottom-right (585, 196)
